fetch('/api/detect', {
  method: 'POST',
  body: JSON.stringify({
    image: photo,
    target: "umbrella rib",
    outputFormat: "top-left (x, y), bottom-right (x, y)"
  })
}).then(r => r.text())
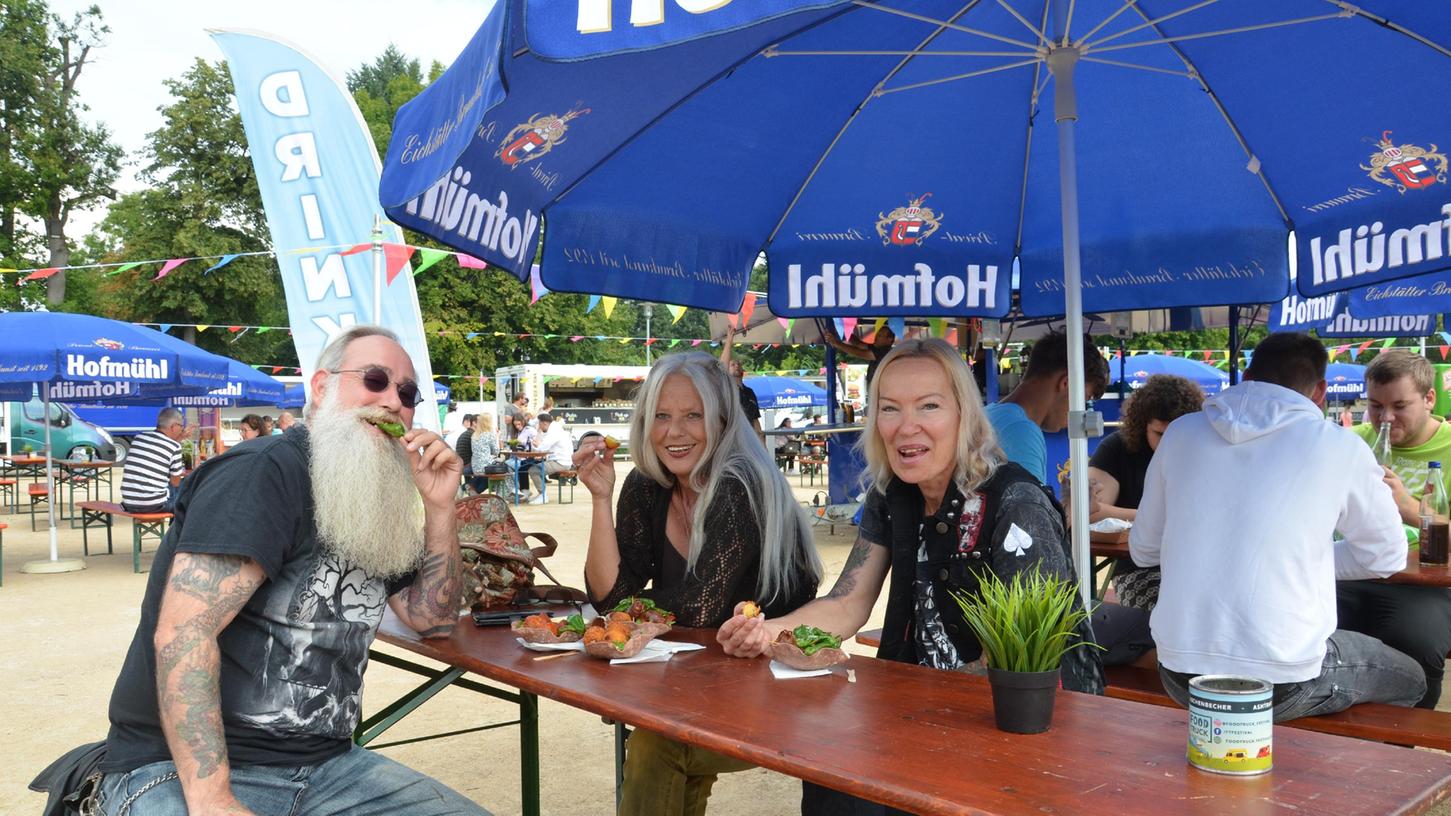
top-left (995, 0), bottom-right (1050, 47)
top-left (1011, 0), bottom-right (1054, 259)
top-left (765, 2), bottom-right (986, 244)
top-left (766, 48), bottom-right (1037, 57)
top-left (849, 0), bottom-right (1039, 50)
top-left (874, 59), bottom-right (1041, 96)
top-left (1077, 56), bottom-right (1193, 78)
top-left (1077, 0), bottom-right (1141, 45)
top-left (1086, 13), bottom-right (1348, 55)
top-left (1081, 0), bottom-right (1222, 50)
top-left (1118, 3), bottom-right (1294, 228)
top-left (1325, 1), bottom-right (1451, 60)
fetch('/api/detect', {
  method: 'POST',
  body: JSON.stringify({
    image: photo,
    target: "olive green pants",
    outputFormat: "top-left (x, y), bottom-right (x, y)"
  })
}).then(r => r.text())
top-left (619, 729), bottom-right (755, 816)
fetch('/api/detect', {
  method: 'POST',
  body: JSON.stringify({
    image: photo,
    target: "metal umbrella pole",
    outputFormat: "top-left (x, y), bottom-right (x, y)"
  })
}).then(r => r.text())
top-left (21, 384), bottom-right (86, 573)
top-left (371, 215), bottom-right (384, 321)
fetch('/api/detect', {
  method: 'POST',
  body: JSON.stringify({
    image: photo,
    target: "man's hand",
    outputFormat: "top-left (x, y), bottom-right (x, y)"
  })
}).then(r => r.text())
top-left (1382, 466), bottom-right (1426, 525)
top-left (717, 601), bottom-right (778, 658)
top-left (401, 428), bottom-right (463, 511)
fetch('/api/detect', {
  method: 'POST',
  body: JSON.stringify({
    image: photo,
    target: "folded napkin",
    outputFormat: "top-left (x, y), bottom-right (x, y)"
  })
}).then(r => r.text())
top-left (516, 638), bottom-right (584, 652)
top-left (1089, 517), bottom-right (1133, 533)
top-left (611, 639), bottom-right (706, 665)
top-left (769, 660), bottom-right (832, 679)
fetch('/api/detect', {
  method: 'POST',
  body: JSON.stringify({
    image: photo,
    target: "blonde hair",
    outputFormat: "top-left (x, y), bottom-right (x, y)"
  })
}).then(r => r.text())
top-left (860, 338), bottom-right (1003, 495)
top-left (628, 352), bottom-right (821, 602)
top-left (477, 413), bottom-right (495, 433)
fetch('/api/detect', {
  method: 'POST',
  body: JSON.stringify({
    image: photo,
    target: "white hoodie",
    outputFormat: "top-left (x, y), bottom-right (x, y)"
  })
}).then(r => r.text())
top-left (1130, 380), bottom-right (1406, 683)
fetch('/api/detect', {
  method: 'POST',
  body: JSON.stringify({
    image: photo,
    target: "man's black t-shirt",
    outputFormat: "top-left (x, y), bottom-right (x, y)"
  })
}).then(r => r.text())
top-left (738, 383), bottom-right (761, 426)
top-left (1087, 431), bottom-right (1154, 577)
top-left (101, 428), bottom-right (414, 773)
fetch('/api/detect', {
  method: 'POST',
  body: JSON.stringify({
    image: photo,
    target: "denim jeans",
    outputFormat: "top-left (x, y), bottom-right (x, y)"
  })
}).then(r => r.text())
top-left (1159, 629), bottom-right (1426, 722)
top-left (619, 729), bottom-right (754, 816)
top-left (96, 745), bottom-right (491, 816)
top-left (1337, 581), bottom-right (1451, 708)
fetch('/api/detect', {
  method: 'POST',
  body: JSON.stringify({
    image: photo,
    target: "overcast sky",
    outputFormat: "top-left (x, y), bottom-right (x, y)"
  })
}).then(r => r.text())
top-left (49, 0), bottom-right (492, 235)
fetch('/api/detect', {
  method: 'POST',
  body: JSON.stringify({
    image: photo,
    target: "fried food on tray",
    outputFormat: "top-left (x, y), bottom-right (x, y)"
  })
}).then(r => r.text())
top-left (606, 610), bottom-right (633, 624)
top-left (605, 622), bottom-right (632, 646)
top-left (583, 627), bottom-right (608, 645)
top-left (609, 597), bottom-right (676, 626)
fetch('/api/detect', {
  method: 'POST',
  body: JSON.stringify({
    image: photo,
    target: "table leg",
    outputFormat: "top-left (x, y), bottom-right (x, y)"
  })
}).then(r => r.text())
top-left (614, 721), bottom-right (628, 812)
top-left (520, 691), bottom-right (540, 816)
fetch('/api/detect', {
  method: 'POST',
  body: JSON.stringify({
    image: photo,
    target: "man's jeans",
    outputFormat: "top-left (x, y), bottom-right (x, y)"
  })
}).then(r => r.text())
top-left (96, 744), bottom-right (491, 816)
top-left (1159, 629), bottom-right (1426, 722)
top-left (121, 485), bottom-right (179, 515)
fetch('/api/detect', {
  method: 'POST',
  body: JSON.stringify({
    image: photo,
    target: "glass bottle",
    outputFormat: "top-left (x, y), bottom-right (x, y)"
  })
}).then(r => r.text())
top-left (1373, 421), bottom-right (1393, 468)
top-left (1419, 462), bottom-right (1449, 565)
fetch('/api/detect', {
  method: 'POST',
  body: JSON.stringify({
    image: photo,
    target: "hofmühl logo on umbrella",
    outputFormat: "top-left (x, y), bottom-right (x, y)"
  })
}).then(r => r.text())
top-left (876, 193), bottom-right (942, 246)
top-left (1362, 130), bottom-right (1447, 193)
top-left (93, 338), bottom-right (124, 350)
top-left (65, 355), bottom-right (169, 380)
top-left (497, 106), bottom-right (591, 168)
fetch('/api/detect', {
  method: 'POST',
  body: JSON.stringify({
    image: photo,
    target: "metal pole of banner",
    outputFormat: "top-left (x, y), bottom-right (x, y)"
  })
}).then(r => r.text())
top-left (21, 384), bottom-right (85, 573)
top-left (1229, 307), bottom-right (1241, 385)
top-left (825, 344), bottom-right (839, 424)
top-left (1048, 42), bottom-right (1098, 607)
top-left (643, 303), bottom-right (655, 365)
top-left (371, 215), bottom-right (384, 322)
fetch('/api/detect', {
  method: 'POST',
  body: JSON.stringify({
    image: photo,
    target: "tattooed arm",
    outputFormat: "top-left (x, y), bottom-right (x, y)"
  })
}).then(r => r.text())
top-left (153, 552), bottom-right (267, 815)
top-left (717, 534), bottom-right (890, 657)
top-left (388, 502), bottom-right (463, 638)
top-left (388, 427), bottom-right (465, 638)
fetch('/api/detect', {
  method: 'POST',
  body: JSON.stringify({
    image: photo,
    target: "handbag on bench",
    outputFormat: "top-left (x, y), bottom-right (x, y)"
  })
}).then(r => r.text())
top-left (454, 493), bottom-right (586, 610)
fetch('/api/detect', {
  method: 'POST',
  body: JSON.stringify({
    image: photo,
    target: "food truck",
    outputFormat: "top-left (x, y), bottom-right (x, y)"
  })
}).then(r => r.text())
top-left (494, 364), bottom-right (651, 446)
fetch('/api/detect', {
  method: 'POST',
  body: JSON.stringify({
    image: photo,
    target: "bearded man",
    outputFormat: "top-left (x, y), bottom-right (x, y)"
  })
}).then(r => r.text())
top-left (93, 326), bottom-right (488, 816)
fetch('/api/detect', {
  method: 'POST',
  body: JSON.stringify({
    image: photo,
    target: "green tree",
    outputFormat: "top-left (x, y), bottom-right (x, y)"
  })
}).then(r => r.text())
top-left (349, 44), bottom-right (425, 150)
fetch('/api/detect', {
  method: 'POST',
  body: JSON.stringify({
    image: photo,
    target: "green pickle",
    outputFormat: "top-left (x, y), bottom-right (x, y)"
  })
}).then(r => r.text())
top-left (368, 418), bottom-right (407, 438)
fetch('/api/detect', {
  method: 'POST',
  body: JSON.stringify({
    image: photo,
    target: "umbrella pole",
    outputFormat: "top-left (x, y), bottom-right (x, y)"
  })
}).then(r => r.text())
top-left (371, 214), bottom-right (384, 321)
top-left (20, 385), bottom-right (85, 574)
top-left (1049, 45), bottom-right (1096, 606)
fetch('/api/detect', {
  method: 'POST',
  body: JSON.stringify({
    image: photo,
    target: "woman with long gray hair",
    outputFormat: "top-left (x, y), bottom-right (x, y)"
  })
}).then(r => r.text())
top-left (572, 351), bottom-right (822, 816)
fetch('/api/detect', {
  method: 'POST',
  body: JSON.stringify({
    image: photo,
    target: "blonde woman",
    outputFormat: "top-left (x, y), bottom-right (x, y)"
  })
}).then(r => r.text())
top-left (572, 351), bottom-right (822, 816)
top-left (717, 339), bottom-right (1103, 813)
top-left (468, 414), bottom-right (502, 494)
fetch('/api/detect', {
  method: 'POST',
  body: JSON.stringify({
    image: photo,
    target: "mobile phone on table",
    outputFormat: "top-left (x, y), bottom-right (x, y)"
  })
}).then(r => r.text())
top-left (471, 609), bottom-right (526, 627)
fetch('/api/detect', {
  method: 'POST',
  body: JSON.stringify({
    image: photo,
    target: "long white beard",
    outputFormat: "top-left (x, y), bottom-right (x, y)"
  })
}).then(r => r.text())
top-left (307, 389), bottom-right (426, 578)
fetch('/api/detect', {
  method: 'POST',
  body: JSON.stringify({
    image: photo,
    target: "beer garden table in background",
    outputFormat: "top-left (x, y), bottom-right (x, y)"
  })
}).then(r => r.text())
top-left (368, 612), bottom-right (1451, 816)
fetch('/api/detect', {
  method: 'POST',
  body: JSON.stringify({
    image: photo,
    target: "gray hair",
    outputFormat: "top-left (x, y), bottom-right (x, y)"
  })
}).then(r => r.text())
top-left (308, 325), bottom-right (401, 419)
top-left (628, 352), bottom-right (822, 603)
top-left (155, 407), bottom-right (183, 430)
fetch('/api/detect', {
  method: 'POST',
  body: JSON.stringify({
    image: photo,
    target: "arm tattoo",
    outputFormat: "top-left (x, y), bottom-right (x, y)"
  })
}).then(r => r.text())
top-left (155, 554), bottom-right (259, 782)
top-left (827, 538), bottom-right (875, 599)
top-left (401, 549), bottom-right (463, 637)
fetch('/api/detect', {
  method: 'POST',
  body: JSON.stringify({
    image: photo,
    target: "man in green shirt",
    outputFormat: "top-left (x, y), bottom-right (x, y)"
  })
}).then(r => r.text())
top-left (1344, 349), bottom-right (1451, 708)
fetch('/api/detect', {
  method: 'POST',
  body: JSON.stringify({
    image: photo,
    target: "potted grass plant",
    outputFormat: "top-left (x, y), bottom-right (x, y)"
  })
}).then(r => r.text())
top-left (953, 566), bottom-right (1099, 734)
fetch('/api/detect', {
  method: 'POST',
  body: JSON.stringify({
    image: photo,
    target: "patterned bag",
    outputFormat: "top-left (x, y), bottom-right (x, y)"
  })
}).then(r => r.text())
top-left (455, 493), bottom-right (585, 610)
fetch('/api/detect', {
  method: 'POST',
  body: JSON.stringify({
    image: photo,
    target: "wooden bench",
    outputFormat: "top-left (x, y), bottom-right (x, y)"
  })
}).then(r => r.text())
top-left (798, 456), bottom-right (826, 487)
top-left (856, 628), bottom-right (1451, 752)
top-left (550, 469), bottom-right (577, 505)
top-left (77, 501), bottom-right (172, 573)
top-left (485, 472), bottom-right (519, 504)
top-left (0, 521), bottom-right (6, 586)
top-left (0, 477), bottom-right (15, 514)
top-left (27, 483), bottom-right (49, 531)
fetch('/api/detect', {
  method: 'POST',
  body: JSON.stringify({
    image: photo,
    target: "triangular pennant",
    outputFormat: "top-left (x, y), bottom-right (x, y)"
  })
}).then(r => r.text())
top-left (106, 261), bottom-right (144, 278)
top-left (1441, 345), bottom-right (1450, 361)
top-left (587, 295), bottom-right (600, 313)
top-left (645, 338), bottom-right (658, 346)
top-left (256, 327), bottom-right (271, 334)
top-left (887, 317), bottom-right (906, 337)
top-left (739, 292), bottom-right (757, 326)
top-left (669, 339), bottom-right (681, 347)
top-left (777, 317), bottom-right (791, 331)
top-left (153, 258), bottom-right (187, 281)
top-left (530, 264), bottom-right (550, 304)
top-left (570, 335), bottom-right (584, 342)
top-left (227, 325), bottom-right (243, 333)
top-left (383, 244), bottom-right (416, 284)
top-left (786, 318), bottom-right (795, 337)
top-left (667, 304), bottom-right (687, 324)
top-left (203, 254), bottom-right (240, 275)
top-left (691, 339), bottom-right (703, 347)
top-left (196, 324), bottom-right (212, 332)
top-left (1380, 337), bottom-right (1396, 349)
top-left (456, 253), bottom-right (487, 269)
top-left (841, 317), bottom-right (858, 338)
top-left (945, 327), bottom-right (958, 346)
top-left (158, 323), bottom-right (174, 333)
top-left (412, 248), bottom-right (449, 276)
top-left (600, 296), bottom-right (617, 318)
top-left (339, 243), bottom-right (371, 257)
top-left (23, 267), bottom-right (60, 282)
top-left (272, 366), bottom-right (284, 374)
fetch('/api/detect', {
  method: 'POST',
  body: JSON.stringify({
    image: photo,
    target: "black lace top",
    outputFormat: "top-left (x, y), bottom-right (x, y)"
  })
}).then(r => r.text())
top-left (588, 469), bottom-right (818, 627)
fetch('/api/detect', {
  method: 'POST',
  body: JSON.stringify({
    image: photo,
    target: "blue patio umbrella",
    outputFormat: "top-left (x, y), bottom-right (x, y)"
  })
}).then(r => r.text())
top-left (744, 377), bottom-right (828, 410)
top-left (0, 312), bottom-right (230, 568)
top-left (280, 383), bottom-right (307, 410)
top-left (381, 0), bottom-right (1451, 598)
top-left (1325, 362), bottom-right (1367, 402)
top-left (1112, 354), bottom-right (1229, 395)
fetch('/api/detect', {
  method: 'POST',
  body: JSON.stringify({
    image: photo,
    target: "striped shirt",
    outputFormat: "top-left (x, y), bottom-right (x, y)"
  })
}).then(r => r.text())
top-left (120, 430), bottom-right (183, 507)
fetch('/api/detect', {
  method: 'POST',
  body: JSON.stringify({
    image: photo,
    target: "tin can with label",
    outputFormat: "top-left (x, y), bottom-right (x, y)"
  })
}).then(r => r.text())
top-left (1187, 675), bottom-right (1273, 775)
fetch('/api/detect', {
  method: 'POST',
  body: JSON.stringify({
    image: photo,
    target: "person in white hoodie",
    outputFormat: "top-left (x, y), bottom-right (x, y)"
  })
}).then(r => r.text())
top-left (1130, 332), bottom-right (1425, 721)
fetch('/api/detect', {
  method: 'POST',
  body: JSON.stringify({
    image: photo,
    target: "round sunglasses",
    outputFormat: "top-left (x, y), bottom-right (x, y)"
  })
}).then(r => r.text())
top-left (334, 366), bottom-right (423, 407)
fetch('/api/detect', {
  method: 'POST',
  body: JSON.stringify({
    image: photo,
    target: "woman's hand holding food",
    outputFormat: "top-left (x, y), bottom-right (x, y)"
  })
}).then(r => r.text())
top-left (716, 600), bottom-right (777, 658)
top-left (572, 436), bottom-right (617, 498)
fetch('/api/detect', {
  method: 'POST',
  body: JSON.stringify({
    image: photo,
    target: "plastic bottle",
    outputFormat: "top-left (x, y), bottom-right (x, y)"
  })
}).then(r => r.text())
top-left (1373, 421), bottom-right (1393, 468)
top-left (1419, 462), bottom-right (1449, 565)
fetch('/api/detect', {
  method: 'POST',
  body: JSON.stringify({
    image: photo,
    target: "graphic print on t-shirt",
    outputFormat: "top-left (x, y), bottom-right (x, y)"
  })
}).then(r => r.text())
top-left (237, 551), bottom-right (389, 739)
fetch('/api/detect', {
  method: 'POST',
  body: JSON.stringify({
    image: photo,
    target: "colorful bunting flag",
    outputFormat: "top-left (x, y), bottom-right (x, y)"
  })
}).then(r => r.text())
top-left (106, 262), bottom-right (144, 278)
top-left (740, 292), bottom-right (757, 327)
top-left (339, 243), bottom-right (371, 257)
top-left (667, 304), bottom-right (687, 324)
top-left (601, 296), bottom-right (617, 318)
top-left (153, 258), bottom-right (187, 281)
top-left (203, 254), bottom-right (240, 275)
top-left (456, 253), bottom-right (487, 269)
top-left (23, 267), bottom-right (60, 282)
top-left (587, 295), bottom-right (600, 313)
top-left (412, 248), bottom-right (450, 276)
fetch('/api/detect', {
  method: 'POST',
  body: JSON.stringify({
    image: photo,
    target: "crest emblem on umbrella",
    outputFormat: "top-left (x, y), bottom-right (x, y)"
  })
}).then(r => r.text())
top-left (876, 193), bottom-right (942, 246)
top-left (1362, 130), bottom-right (1447, 193)
top-left (93, 338), bottom-right (124, 350)
top-left (496, 105), bottom-right (592, 168)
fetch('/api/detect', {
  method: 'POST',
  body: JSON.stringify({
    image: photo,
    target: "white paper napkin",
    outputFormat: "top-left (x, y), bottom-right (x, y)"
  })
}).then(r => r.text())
top-left (1089, 517), bottom-right (1133, 533)
top-left (610, 639), bottom-right (706, 665)
top-left (769, 660), bottom-right (832, 679)
top-left (515, 638), bottom-right (584, 652)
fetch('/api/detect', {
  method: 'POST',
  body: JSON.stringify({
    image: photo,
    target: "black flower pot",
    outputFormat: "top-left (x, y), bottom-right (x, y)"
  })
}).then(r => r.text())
top-left (987, 667), bottom-right (1060, 734)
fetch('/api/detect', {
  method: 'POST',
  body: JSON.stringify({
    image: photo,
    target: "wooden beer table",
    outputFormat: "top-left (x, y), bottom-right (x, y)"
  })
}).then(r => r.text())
top-left (368, 612), bottom-right (1451, 816)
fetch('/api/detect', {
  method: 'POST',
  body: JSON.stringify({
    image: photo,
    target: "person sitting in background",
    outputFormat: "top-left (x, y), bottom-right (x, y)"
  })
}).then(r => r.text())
top-left (572, 351), bottom-right (821, 816)
top-left (1086, 374), bottom-right (1205, 612)
top-left (454, 414), bottom-right (477, 482)
top-left (276, 411), bottom-right (297, 432)
top-left (1131, 332), bottom-right (1424, 721)
top-left (121, 408), bottom-right (188, 514)
top-left (771, 416), bottom-right (800, 472)
top-left (1342, 349), bottom-right (1451, 708)
top-left (985, 331), bottom-right (1110, 486)
top-left (526, 413), bottom-right (572, 504)
top-left (261, 415), bottom-right (276, 436)
top-left (468, 414), bottom-right (501, 495)
top-left (237, 414), bottom-right (264, 443)
top-left (718, 338), bottom-right (1102, 815)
